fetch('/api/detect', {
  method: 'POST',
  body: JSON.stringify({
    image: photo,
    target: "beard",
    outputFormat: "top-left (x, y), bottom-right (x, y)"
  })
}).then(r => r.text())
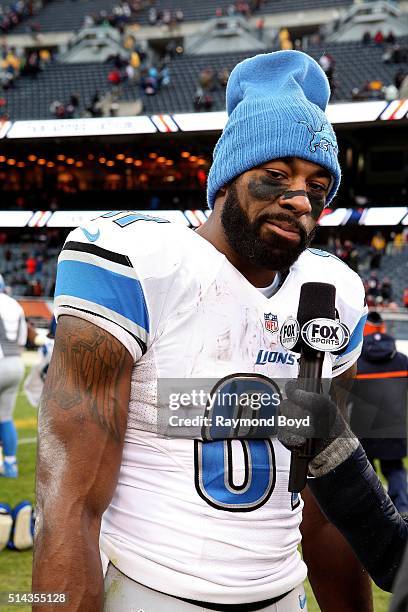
top-left (220, 182), bottom-right (316, 272)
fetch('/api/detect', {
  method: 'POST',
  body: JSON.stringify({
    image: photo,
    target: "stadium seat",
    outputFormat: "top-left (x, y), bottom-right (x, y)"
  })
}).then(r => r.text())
top-left (10, 0), bottom-right (355, 32)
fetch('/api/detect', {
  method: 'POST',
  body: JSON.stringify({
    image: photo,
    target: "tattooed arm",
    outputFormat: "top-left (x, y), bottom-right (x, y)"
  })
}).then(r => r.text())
top-left (32, 315), bottom-right (133, 612)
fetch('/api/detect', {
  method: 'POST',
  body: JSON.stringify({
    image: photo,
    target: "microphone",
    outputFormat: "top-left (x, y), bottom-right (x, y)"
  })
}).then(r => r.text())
top-left (288, 282), bottom-right (337, 493)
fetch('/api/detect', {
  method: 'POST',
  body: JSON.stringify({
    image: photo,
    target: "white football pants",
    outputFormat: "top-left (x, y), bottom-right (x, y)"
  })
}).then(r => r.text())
top-left (104, 563), bottom-right (308, 612)
top-left (0, 356), bottom-right (24, 422)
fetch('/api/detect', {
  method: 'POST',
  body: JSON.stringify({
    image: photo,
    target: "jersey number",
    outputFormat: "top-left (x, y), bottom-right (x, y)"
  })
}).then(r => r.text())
top-left (194, 439), bottom-right (276, 512)
top-left (101, 211), bottom-right (168, 226)
top-left (193, 374), bottom-right (279, 512)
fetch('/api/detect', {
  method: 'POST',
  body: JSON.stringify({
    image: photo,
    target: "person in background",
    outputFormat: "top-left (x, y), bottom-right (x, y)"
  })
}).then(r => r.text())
top-left (363, 310), bottom-right (386, 336)
top-left (256, 17), bottom-right (265, 40)
top-left (0, 273), bottom-right (27, 478)
top-left (386, 31), bottom-right (396, 45)
top-left (351, 313), bottom-right (408, 515)
top-left (25, 253), bottom-right (37, 275)
top-left (24, 318), bottom-right (56, 409)
top-left (348, 243), bottom-right (360, 273)
top-left (386, 233), bottom-right (396, 256)
top-left (370, 232), bottom-right (385, 269)
top-left (374, 30), bottom-right (384, 45)
top-left (362, 30), bottom-right (371, 44)
top-left (381, 276), bottom-right (393, 304)
top-left (279, 27), bottom-right (293, 50)
top-left (367, 271), bottom-right (380, 300)
top-left (394, 232), bottom-right (405, 253)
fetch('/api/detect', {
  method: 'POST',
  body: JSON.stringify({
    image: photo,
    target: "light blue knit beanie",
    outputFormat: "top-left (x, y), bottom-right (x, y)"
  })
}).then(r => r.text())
top-left (207, 50), bottom-right (341, 209)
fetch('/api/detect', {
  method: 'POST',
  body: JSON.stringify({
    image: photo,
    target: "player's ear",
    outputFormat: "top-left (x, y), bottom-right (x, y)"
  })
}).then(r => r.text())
top-left (212, 185), bottom-right (228, 211)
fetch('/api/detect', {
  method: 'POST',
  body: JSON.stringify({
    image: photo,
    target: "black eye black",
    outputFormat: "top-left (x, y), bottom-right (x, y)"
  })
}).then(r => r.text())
top-left (309, 183), bottom-right (326, 192)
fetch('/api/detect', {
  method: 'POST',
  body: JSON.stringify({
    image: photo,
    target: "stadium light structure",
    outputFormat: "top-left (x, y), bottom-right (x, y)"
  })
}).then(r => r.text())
top-left (1, 100), bottom-right (408, 141)
top-left (0, 208), bottom-right (407, 228)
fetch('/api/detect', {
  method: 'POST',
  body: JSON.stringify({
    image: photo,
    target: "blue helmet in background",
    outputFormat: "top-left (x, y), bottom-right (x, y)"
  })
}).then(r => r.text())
top-left (0, 274), bottom-right (5, 292)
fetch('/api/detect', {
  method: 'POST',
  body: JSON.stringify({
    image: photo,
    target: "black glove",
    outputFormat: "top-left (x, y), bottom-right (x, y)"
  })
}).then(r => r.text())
top-left (277, 380), bottom-right (348, 458)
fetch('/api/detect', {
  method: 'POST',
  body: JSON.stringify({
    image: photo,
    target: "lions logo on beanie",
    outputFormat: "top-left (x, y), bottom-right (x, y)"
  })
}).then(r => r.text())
top-left (207, 50), bottom-right (341, 209)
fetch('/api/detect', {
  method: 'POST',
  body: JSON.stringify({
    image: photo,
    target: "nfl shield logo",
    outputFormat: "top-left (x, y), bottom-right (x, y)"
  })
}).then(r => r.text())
top-left (264, 313), bottom-right (278, 334)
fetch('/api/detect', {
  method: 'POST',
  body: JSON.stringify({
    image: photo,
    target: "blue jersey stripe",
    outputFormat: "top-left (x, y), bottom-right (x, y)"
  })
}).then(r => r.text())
top-left (339, 313), bottom-right (367, 356)
top-left (55, 260), bottom-right (149, 333)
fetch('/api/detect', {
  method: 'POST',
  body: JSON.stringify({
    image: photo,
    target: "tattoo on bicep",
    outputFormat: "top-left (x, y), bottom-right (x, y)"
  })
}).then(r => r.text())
top-left (41, 319), bottom-right (129, 440)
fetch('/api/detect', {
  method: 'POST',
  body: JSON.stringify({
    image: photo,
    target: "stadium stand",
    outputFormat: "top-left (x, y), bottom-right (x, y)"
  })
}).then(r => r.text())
top-left (143, 0), bottom-right (352, 22)
top-left (0, 240), bottom-right (59, 297)
top-left (328, 241), bottom-right (408, 310)
top-left (1, 38), bottom-right (407, 119)
top-left (1, 235), bottom-right (407, 300)
top-left (11, 0), bottom-right (122, 33)
top-left (0, 0), bottom-right (406, 307)
top-left (138, 39), bottom-right (408, 114)
top-left (10, 0), bottom-right (353, 33)
top-left (0, 0), bottom-right (53, 33)
top-left (364, 249), bottom-right (408, 309)
top-left (4, 60), bottom-right (139, 119)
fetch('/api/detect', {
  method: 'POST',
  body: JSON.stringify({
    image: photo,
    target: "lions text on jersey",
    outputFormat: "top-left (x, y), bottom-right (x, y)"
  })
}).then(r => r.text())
top-left (54, 212), bottom-right (367, 605)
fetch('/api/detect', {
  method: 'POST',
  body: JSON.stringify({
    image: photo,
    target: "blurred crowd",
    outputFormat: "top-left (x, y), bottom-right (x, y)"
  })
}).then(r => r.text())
top-left (48, 32), bottom-right (175, 118)
top-left (0, 0), bottom-right (53, 34)
top-left (352, 71), bottom-right (408, 102)
top-left (329, 231), bottom-right (408, 311)
top-left (0, 44), bottom-right (51, 91)
top-left (147, 6), bottom-right (184, 26)
top-left (0, 229), bottom-right (407, 301)
top-left (369, 231), bottom-right (407, 267)
top-left (82, 0), bottom-right (185, 31)
top-left (214, 0), bottom-right (266, 19)
top-left (0, 0), bottom-right (406, 121)
top-left (193, 66), bottom-right (230, 111)
top-left (350, 29), bottom-right (408, 101)
top-left (0, 44), bottom-right (52, 115)
top-left (107, 49), bottom-right (170, 97)
top-left (49, 92), bottom-right (84, 119)
top-left (0, 234), bottom-right (60, 298)
top-left (332, 231), bottom-right (408, 270)
top-left (192, 44), bottom-right (335, 110)
top-left (82, 1), bottom-right (144, 32)
top-left (364, 272), bottom-right (396, 309)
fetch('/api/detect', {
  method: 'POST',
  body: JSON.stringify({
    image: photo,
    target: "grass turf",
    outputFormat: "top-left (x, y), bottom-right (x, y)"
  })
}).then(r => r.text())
top-left (0, 373), bottom-right (394, 611)
top-left (0, 386), bottom-right (35, 612)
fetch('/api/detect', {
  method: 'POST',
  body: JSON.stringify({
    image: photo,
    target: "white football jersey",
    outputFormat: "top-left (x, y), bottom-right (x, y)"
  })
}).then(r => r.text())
top-left (54, 211), bottom-right (367, 604)
top-left (0, 293), bottom-right (27, 358)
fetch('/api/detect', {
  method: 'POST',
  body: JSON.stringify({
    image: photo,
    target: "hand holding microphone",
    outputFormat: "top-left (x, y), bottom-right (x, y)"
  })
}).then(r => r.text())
top-left (278, 282), bottom-right (351, 493)
top-left (278, 380), bottom-right (348, 458)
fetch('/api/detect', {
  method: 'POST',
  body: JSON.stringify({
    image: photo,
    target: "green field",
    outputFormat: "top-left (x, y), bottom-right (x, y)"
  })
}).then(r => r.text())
top-left (0, 371), bottom-right (393, 611)
top-left (0, 382), bottom-right (36, 612)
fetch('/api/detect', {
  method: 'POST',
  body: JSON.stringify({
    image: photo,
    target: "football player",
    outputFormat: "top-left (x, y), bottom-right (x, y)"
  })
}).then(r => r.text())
top-left (24, 318), bottom-right (56, 409)
top-left (0, 274), bottom-right (27, 478)
top-left (33, 51), bottom-right (371, 611)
